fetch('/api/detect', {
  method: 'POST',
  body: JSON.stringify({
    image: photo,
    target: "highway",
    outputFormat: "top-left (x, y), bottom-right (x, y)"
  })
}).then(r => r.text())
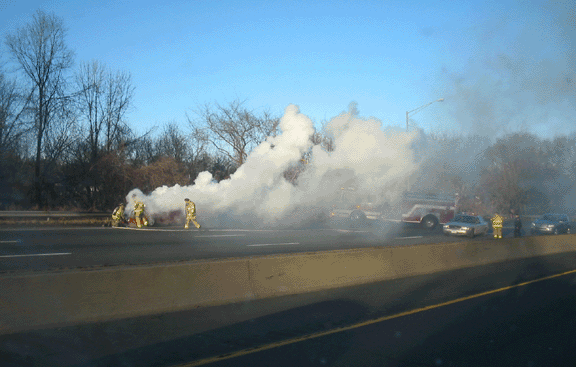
top-left (5, 221), bottom-right (569, 367)
top-left (0, 222), bottom-right (514, 272)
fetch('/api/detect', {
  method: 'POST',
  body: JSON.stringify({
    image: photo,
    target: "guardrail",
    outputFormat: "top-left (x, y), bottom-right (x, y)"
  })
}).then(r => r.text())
top-left (0, 211), bottom-right (109, 217)
top-left (0, 211), bottom-right (110, 226)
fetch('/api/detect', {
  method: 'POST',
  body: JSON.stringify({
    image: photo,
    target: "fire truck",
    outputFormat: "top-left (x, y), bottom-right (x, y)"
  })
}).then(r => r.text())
top-left (328, 187), bottom-right (384, 226)
top-left (400, 192), bottom-right (459, 230)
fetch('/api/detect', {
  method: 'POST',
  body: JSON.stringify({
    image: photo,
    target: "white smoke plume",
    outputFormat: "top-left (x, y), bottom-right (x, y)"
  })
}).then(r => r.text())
top-left (126, 103), bottom-right (419, 227)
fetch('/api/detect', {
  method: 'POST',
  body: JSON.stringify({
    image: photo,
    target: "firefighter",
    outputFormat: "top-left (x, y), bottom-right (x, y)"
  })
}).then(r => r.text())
top-left (184, 198), bottom-right (201, 229)
top-left (133, 195), bottom-right (148, 228)
top-left (491, 212), bottom-right (503, 239)
top-left (514, 214), bottom-right (522, 237)
top-left (111, 203), bottom-right (125, 227)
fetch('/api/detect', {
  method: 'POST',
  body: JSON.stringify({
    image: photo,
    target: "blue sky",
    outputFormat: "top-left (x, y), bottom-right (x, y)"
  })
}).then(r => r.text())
top-left (1, 0), bottom-right (574, 139)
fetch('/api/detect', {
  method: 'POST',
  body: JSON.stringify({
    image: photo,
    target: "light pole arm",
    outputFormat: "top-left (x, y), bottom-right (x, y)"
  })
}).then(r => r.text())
top-left (405, 97), bottom-right (444, 191)
top-left (406, 98), bottom-right (444, 131)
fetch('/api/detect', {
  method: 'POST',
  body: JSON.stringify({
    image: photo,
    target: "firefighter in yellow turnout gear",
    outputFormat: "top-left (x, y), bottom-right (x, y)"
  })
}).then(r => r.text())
top-left (491, 213), bottom-right (503, 239)
top-left (111, 203), bottom-right (125, 227)
top-left (184, 198), bottom-right (201, 229)
top-left (133, 196), bottom-right (148, 228)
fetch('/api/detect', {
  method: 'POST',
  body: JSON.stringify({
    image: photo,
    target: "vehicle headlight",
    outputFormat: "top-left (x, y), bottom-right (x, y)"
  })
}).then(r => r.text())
top-left (461, 226), bottom-right (470, 231)
top-left (531, 223), bottom-right (536, 227)
top-left (544, 224), bottom-right (555, 228)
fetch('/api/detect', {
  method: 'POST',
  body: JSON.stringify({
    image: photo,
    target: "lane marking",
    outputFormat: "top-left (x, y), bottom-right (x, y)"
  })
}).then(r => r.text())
top-left (0, 252), bottom-right (72, 258)
top-left (213, 229), bottom-right (281, 232)
top-left (195, 235), bottom-right (246, 238)
top-left (247, 243), bottom-right (300, 247)
top-left (113, 227), bottom-right (283, 232)
top-left (177, 268), bottom-right (576, 367)
top-left (113, 227), bottom-right (188, 232)
top-left (394, 236), bottom-right (423, 240)
top-left (335, 229), bottom-right (371, 233)
top-left (0, 240), bottom-right (20, 243)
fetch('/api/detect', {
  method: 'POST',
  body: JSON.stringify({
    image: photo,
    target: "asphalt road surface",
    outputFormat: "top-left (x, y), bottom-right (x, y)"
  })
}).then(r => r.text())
top-left (0, 222), bottom-right (519, 272)
top-left (2, 251), bottom-right (575, 367)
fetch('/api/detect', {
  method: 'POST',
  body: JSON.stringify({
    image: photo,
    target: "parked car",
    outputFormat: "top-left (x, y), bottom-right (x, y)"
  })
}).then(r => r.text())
top-left (442, 214), bottom-right (489, 237)
top-left (530, 213), bottom-right (571, 235)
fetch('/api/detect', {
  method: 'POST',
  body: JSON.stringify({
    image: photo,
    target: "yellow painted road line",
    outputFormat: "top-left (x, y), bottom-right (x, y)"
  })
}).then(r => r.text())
top-left (175, 268), bottom-right (576, 367)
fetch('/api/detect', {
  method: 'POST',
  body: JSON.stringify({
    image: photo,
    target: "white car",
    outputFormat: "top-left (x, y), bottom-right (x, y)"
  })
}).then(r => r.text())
top-left (443, 215), bottom-right (489, 237)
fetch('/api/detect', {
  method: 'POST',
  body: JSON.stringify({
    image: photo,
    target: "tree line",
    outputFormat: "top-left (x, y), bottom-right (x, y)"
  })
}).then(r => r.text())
top-left (416, 132), bottom-right (576, 216)
top-left (0, 10), bottom-right (291, 211)
top-left (1, 10), bottom-right (575, 215)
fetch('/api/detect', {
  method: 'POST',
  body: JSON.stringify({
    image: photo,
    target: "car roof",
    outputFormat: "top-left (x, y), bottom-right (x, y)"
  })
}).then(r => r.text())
top-left (540, 213), bottom-right (568, 219)
top-left (452, 215), bottom-right (481, 222)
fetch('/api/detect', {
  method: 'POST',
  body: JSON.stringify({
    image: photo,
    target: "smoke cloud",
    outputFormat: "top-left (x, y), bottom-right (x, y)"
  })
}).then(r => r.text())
top-left (441, 1), bottom-right (576, 139)
top-left (126, 103), bottom-right (420, 227)
top-left (125, 3), bottom-right (576, 225)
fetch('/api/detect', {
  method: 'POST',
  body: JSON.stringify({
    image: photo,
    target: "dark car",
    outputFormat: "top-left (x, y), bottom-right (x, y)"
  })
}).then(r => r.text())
top-left (530, 213), bottom-right (571, 235)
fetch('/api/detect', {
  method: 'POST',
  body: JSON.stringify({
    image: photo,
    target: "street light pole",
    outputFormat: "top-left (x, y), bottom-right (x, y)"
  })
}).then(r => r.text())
top-left (406, 98), bottom-right (444, 131)
top-left (405, 98), bottom-right (444, 192)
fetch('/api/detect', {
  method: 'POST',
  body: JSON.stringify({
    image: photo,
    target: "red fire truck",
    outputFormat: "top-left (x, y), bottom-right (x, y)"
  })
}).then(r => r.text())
top-left (400, 192), bottom-right (459, 230)
top-left (328, 187), bottom-right (383, 226)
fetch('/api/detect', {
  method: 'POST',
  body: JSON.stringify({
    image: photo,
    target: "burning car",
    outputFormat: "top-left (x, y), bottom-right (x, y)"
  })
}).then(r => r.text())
top-left (125, 209), bottom-right (184, 227)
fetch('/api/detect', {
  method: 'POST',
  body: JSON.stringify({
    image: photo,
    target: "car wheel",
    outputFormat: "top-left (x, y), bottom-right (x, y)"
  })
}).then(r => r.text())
top-left (421, 215), bottom-right (438, 230)
top-left (468, 228), bottom-right (475, 238)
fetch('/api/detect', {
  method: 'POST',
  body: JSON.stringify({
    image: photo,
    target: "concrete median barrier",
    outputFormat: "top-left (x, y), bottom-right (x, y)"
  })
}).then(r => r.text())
top-left (0, 259), bottom-right (252, 334)
top-left (1, 235), bottom-right (576, 334)
top-left (249, 248), bottom-right (396, 297)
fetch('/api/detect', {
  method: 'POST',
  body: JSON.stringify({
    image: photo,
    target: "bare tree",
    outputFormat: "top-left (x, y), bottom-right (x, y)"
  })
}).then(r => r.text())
top-left (5, 10), bottom-right (74, 205)
top-left (186, 125), bottom-right (213, 180)
top-left (0, 69), bottom-right (32, 208)
top-left (69, 60), bottom-right (134, 208)
top-left (0, 70), bottom-right (30, 155)
top-left (75, 60), bottom-right (134, 156)
top-left (75, 60), bottom-right (106, 163)
top-left (155, 122), bottom-right (189, 163)
top-left (103, 69), bottom-right (133, 152)
top-left (189, 99), bottom-right (279, 167)
top-left (478, 133), bottom-right (557, 215)
top-left (128, 135), bottom-right (156, 167)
